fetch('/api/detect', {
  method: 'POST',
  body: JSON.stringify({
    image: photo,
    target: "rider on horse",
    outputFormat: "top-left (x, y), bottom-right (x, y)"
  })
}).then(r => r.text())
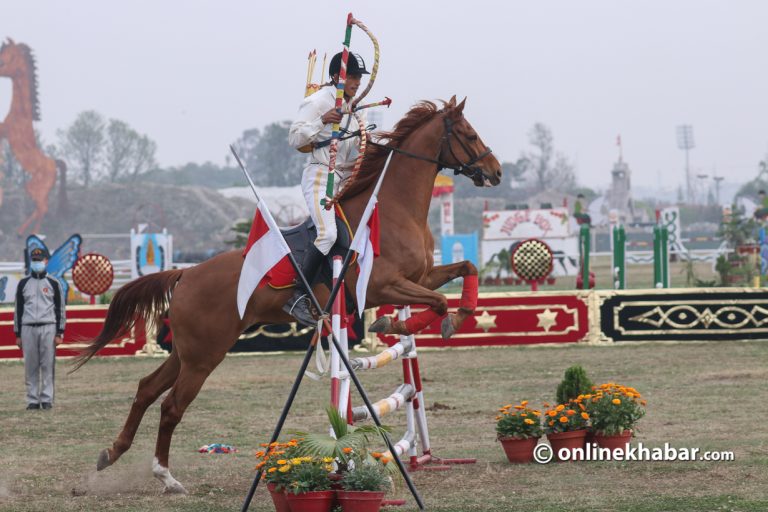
top-left (284, 52), bottom-right (370, 326)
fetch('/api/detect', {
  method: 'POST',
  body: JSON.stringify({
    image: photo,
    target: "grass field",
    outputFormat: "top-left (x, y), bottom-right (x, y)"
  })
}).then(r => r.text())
top-left (1, 340), bottom-right (767, 512)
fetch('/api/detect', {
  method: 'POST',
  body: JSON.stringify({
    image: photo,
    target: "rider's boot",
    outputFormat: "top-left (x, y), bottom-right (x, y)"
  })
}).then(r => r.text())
top-left (282, 245), bottom-right (326, 327)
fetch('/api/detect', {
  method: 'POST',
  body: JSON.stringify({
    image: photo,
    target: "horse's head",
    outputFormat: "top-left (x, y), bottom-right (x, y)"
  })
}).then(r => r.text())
top-left (439, 96), bottom-right (502, 187)
top-left (0, 38), bottom-right (23, 77)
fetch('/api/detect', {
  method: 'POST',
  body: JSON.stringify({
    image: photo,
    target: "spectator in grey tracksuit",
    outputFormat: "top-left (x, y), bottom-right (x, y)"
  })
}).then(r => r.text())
top-left (13, 248), bottom-right (66, 410)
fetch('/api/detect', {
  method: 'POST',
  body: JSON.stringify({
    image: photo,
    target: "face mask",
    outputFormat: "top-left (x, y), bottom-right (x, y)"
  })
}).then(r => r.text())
top-left (30, 261), bottom-right (46, 273)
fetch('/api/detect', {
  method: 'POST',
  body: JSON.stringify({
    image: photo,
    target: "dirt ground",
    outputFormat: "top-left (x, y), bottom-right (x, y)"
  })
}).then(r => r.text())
top-left (1, 341), bottom-right (767, 511)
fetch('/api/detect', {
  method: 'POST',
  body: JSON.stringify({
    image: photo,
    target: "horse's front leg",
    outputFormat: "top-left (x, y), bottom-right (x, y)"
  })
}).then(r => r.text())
top-left (421, 261), bottom-right (479, 338)
top-left (368, 278), bottom-right (453, 338)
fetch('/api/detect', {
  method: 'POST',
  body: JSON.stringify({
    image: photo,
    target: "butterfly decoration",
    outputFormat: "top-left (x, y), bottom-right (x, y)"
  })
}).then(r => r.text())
top-left (25, 234), bottom-right (82, 300)
top-left (0, 276), bottom-right (7, 302)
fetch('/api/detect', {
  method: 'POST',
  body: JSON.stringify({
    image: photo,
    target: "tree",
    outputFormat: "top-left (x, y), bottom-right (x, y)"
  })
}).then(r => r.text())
top-left (104, 119), bottom-right (136, 182)
top-left (234, 121), bottom-right (305, 187)
top-left (129, 134), bottom-right (157, 180)
top-left (517, 123), bottom-right (576, 193)
top-left (104, 119), bottom-right (157, 182)
top-left (57, 110), bottom-right (105, 187)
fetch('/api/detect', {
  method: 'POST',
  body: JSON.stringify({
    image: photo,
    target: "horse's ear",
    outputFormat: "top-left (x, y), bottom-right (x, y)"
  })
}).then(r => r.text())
top-left (456, 97), bottom-right (467, 115)
top-left (7, 37), bottom-right (14, 45)
top-left (447, 95), bottom-right (457, 108)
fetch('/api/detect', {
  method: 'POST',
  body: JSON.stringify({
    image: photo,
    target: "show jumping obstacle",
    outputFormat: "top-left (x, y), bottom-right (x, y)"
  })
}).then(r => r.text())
top-left (327, 257), bottom-right (476, 481)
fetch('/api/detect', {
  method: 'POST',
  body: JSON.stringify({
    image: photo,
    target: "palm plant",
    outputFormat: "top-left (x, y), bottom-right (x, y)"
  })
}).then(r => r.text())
top-left (294, 407), bottom-right (398, 476)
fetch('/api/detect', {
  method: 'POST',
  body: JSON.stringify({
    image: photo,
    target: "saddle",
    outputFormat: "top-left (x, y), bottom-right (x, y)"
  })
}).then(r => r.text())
top-left (262, 206), bottom-right (355, 293)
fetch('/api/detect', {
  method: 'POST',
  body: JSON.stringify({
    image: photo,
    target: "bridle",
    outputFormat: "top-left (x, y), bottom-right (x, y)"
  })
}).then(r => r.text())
top-left (369, 113), bottom-right (493, 183)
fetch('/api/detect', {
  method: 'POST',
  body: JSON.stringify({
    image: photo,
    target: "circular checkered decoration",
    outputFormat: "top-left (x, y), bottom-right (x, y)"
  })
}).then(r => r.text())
top-left (511, 238), bottom-right (554, 282)
top-left (72, 253), bottom-right (114, 296)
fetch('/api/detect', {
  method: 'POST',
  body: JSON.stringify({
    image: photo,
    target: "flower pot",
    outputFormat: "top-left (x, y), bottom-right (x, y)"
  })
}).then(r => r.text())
top-left (547, 430), bottom-right (587, 462)
top-left (285, 490), bottom-right (335, 512)
top-left (498, 436), bottom-right (539, 464)
top-left (336, 490), bottom-right (386, 512)
top-left (267, 483), bottom-right (290, 512)
top-left (594, 430), bottom-right (632, 454)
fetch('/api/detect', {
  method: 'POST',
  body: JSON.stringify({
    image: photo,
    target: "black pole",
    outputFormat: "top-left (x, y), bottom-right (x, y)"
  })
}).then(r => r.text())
top-left (241, 252), bottom-right (424, 510)
top-left (290, 253), bottom-right (425, 510)
top-left (240, 333), bottom-right (318, 511)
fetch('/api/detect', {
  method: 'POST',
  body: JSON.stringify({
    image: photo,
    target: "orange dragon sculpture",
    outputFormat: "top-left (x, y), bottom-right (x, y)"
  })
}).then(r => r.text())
top-left (0, 37), bottom-right (65, 235)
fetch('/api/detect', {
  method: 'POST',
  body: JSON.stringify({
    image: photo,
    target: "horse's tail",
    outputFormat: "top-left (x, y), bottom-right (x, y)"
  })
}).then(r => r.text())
top-left (71, 269), bottom-right (184, 372)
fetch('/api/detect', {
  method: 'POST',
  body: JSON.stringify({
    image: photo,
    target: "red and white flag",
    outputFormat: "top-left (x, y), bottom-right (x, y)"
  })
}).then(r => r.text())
top-left (349, 151), bottom-right (393, 315)
top-left (236, 199), bottom-right (291, 318)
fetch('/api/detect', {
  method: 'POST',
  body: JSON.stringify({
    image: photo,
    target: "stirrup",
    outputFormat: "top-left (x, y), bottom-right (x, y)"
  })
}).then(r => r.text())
top-left (283, 293), bottom-right (316, 327)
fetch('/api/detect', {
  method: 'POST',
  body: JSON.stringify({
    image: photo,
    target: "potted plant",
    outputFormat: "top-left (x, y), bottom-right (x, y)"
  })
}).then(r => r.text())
top-left (543, 399), bottom-right (590, 461)
top-left (336, 453), bottom-right (391, 512)
top-left (495, 400), bottom-right (542, 463)
top-left (586, 383), bottom-right (646, 452)
top-left (255, 439), bottom-right (302, 512)
top-left (283, 457), bottom-right (335, 512)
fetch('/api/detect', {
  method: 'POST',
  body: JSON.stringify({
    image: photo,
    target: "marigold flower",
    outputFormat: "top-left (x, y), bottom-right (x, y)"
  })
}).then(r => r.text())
top-left (276, 459), bottom-right (287, 465)
top-left (547, 410), bottom-right (557, 417)
top-left (514, 405), bottom-right (525, 410)
top-left (532, 411), bottom-right (541, 416)
top-left (543, 402), bottom-right (551, 408)
top-left (581, 412), bottom-right (589, 420)
top-left (290, 458), bottom-right (303, 465)
top-left (268, 467), bottom-right (277, 473)
top-left (260, 443), bottom-right (269, 447)
top-left (380, 456), bottom-right (390, 465)
top-left (524, 419), bottom-right (535, 425)
top-left (548, 420), bottom-right (555, 426)
top-left (325, 464), bottom-right (334, 471)
top-left (641, 400), bottom-right (647, 406)
top-left (555, 404), bottom-right (565, 412)
top-left (343, 447), bottom-right (353, 454)
top-left (270, 442), bottom-right (279, 447)
top-left (278, 465), bottom-right (291, 473)
top-left (255, 450), bottom-right (265, 457)
top-left (559, 416), bottom-right (569, 423)
top-left (495, 415), bottom-right (502, 420)
top-left (323, 457), bottom-right (334, 463)
top-left (578, 403), bottom-right (586, 411)
top-left (612, 398), bottom-right (621, 405)
top-left (255, 462), bottom-right (266, 470)
top-left (371, 452), bottom-right (382, 459)
top-left (520, 400), bottom-right (529, 406)
top-left (521, 413), bottom-right (527, 417)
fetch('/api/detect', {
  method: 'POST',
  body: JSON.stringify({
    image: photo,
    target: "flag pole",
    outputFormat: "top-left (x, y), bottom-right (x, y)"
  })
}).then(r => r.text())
top-left (231, 147), bottom-right (423, 511)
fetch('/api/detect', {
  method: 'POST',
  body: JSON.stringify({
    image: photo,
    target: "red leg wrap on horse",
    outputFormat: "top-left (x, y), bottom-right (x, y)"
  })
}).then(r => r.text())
top-left (460, 275), bottom-right (479, 311)
top-left (404, 309), bottom-right (443, 333)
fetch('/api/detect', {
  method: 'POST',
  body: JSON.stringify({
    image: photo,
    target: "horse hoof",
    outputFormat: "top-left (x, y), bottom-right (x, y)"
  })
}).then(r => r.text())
top-left (163, 482), bottom-right (188, 495)
top-left (368, 316), bottom-right (391, 333)
top-left (441, 316), bottom-right (456, 339)
top-left (96, 449), bottom-right (111, 471)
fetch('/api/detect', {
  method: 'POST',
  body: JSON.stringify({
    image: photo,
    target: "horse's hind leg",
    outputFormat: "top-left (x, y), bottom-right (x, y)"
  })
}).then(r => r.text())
top-left (152, 360), bottom-right (219, 494)
top-left (97, 350), bottom-right (180, 471)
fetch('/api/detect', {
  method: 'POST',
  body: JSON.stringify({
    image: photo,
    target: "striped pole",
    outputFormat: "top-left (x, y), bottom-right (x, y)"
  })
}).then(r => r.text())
top-left (321, 13), bottom-right (354, 208)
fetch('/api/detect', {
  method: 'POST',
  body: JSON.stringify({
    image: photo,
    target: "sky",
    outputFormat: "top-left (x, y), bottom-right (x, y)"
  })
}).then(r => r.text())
top-left (3, 1), bottom-right (768, 195)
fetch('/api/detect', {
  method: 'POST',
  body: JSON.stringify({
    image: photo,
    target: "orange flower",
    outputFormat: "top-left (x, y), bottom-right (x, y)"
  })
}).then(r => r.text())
top-left (578, 403), bottom-right (586, 411)
top-left (548, 420), bottom-right (555, 426)
top-left (514, 405), bottom-right (525, 410)
top-left (532, 411), bottom-right (541, 417)
top-left (547, 410), bottom-right (557, 417)
top-left (343, 447), bottom-right (353, 454)
top-left (559, 416), bottom-right (569, 423)
top-left (255, 450), bottom-right (265, 457)
top-left (641, 400), bottom-right (647, 406)
top-left (520, 400), bottom-right (529, 406)
top-left (612, 398), bottom-right (621, 405)
top-left (555, 405), bottom-right (565, 412)
top-left (566, 410), bottom-right (576, 416)
top-left (581, 412), bottom-right (589, 420)
top-left (380, 456), bottom-right (391, 465)
top-left (524, 419), bottom-right (535, 425)
top-left (255, 461), bottom-right (266, 470)
top-left (371, 452), bottom-right (382, 459)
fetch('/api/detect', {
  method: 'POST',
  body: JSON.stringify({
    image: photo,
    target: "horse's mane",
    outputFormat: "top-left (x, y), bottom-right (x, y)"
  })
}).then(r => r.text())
top-left (339, 100), bottom-right (444, 200)
top-left (0, 42), bottom-right (40, 121)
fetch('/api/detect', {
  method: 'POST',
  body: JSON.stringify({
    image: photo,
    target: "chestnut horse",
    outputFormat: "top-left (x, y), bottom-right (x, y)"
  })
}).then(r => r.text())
top-left (73, 96), bottom-right (501, 493)
top-left (0, 38), bottom-right (65, 235)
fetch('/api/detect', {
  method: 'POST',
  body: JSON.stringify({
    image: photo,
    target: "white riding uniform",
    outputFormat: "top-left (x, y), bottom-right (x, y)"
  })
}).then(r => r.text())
top-left (288, 85), bottom-right (363, 255)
